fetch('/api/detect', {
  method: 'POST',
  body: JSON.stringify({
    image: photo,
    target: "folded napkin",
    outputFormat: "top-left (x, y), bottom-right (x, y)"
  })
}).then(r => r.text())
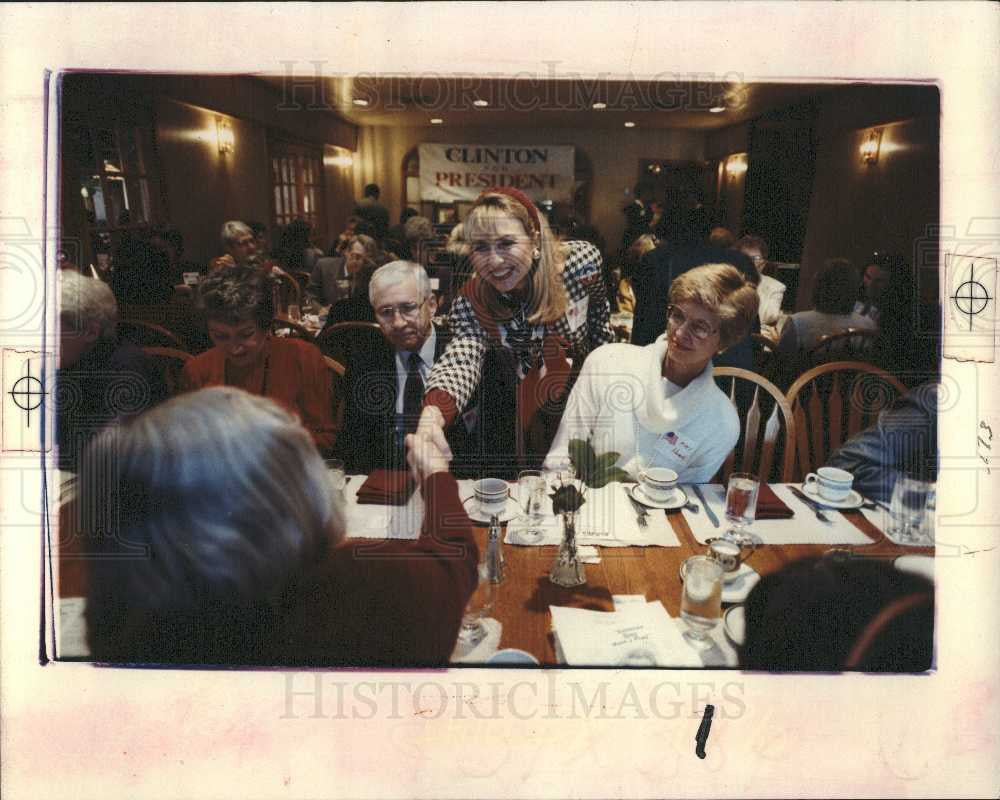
top-left (755, 482), bottom-right (794, 519)
top-left (356, 469), bottom-right (416, 505)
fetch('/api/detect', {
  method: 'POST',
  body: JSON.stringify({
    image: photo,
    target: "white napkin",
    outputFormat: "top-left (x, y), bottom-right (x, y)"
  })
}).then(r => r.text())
top-left (684, 484), bottom-right (875, 546)
top-left (343, 475), bottom-right (423, 540)
top-left (59, 597), bottom-right (90, 658)
top-left (504, 483), bottom-right (680, 548)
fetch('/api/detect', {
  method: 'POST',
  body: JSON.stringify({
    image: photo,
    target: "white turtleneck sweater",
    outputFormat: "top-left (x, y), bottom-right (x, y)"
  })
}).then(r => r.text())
top-left (545, 335), bottom-right (739, 484)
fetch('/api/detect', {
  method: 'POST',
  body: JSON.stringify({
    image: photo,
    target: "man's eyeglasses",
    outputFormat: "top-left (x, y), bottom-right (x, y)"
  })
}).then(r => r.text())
top-left (374, 299), bottom-right (426, 322)
top-left (666, 305), bottom-right (719, 341)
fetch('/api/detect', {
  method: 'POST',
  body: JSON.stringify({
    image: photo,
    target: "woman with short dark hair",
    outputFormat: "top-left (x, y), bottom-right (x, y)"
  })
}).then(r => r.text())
top-left (180, 264), bottom-right (336, 452)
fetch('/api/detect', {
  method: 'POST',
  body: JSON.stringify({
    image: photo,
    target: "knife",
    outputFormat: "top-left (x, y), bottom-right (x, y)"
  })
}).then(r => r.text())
top-left (691, 485), bottom-right (720, 528)
top-left (788, 485), bottom-right (831, 523)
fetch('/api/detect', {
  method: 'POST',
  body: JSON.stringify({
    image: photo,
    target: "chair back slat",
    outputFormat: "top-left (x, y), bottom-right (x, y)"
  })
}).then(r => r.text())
top-left (141, 346), bottom-right (192, 397)
top-left (741, 385), bottom-right (763, 473)
top-left (713, 368), bottom-right (796, 483)
top-left (787, 360), bottom-right (907, 480)
top-left (119, 319), bottom-right (187, 351)
top-left (807, 328), bottom-right (879, 368)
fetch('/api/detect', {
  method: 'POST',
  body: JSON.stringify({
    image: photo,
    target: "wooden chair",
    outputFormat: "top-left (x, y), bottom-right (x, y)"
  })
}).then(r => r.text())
top-left (807, 328), bottom-right (880, 368)
top-left (314, 321), bottom-right (386, 364)
top-left (713, 367), bottom-right (796, 483)
top-left (323, 355), bottom-right (347, 443)
top-left (786, 360), bottom-right (907, 479)
top-left (270, 270), bottom-right (302, 314)
top-left (118, 319), bottom-right (187, 350)
top-left (750, 332), bottom-right (780, 382)
top-left (141, 346), bottom-right (192, 396)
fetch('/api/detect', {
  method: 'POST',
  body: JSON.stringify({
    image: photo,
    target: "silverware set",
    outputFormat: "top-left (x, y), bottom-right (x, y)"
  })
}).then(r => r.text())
top-left (622, 485), bottom-right (649, 527)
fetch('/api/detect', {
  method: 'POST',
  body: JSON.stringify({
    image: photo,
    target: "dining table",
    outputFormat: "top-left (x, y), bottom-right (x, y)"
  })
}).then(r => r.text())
top-left (51, 473), bottom-right (934, 666)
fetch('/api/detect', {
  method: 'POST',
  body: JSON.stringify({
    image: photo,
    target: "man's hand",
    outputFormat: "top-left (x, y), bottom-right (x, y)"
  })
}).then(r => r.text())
top-left (405, 432), bottom-right (451, 483)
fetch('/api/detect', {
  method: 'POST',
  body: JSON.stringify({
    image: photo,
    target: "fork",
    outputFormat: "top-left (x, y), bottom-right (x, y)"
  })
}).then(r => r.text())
top-left (623, 485), bottom-right (649, 527)
top-left (788, 485), bottom-right (832, 523)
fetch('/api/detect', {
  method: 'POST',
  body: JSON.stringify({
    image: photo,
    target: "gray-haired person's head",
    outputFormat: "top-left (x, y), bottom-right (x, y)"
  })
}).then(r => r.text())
top-left (221, 220), bottom-right (253, 249)
top-left (59, 270), bottom-right (119, 367)
top-left (368, 260), bottom-right (431, 307)
top-left (82, 387), bottom-right (344, 662)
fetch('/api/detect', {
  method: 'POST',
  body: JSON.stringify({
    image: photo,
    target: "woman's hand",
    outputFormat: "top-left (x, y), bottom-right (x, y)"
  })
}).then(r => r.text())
top-left (415, 405), bottom-right (453, 459)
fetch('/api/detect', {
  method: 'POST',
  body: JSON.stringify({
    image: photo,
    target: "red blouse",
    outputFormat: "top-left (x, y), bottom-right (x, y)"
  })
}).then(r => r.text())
top-left (180, 336), bottom-right (336, 453)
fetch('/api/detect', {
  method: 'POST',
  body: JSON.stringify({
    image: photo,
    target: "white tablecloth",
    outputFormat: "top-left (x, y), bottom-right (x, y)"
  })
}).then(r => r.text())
top-left (501, 482), bottom-right (680, 548)
top-left (342, 475), bottom-right (423, 540)
top-left (683, 483), bottom-right (876, 546)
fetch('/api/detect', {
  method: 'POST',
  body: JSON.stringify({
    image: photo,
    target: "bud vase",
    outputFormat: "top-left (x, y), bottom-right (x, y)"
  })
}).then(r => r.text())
top-left (549, 511), bottom-right (587, 587)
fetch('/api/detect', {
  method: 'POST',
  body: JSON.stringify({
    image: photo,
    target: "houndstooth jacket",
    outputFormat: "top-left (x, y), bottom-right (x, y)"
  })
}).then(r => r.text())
top-left (425, 240), bottom-right (613, 417)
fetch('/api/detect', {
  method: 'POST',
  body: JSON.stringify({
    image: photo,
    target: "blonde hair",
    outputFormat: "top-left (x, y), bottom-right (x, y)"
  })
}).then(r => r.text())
top-left (459, 193), bottom-right (568, 325)
top-left (669, 263), bottom-right (759, 350)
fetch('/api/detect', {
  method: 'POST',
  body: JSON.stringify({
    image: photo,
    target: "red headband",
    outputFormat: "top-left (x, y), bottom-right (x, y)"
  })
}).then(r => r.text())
top-left (476, 187), bottom-right (542, 236)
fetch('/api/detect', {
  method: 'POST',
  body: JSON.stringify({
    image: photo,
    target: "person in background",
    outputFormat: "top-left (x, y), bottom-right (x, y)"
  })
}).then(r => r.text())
top-left (826, 382), bottom-right (938, 504)
top-left (150, 227), bottom-right (204, 286)
top-left (354, 183), bottom-right (390, 241)
top-left (328, 215), bottom-right (361, 256)
top-left (617, 233), bottom-right (657, 313)
top-left (417, 188), bottom-right (614, 475)
top-left (854, 252), bottom-right (918, 373)
top-left (56, 271), bottom-right (167, 471)
top-left (546, 264), bottom-right (757, 483)
top-left (631, 205), bottom-right (758, 371)
top-left (180, 264), bottom-right (335, 453)
top-left (385, 208), bottom-right (420, 256)
top-left (621, 182), bottom-right (653, 252)
top-left (312, 233), bottom-right (385, 314)
top-left (739, 555), bottom-right (934, 672)
top-left (82, 386), bottom-right (478, 666)
top-left (110, 229), bottom-right (175, 309)
top-left (708, 226), bottom-right (736, 249)
top-left (403, 214), bottom-right (434, 264)
top-left (736, 234), bottom-right (787, 340)
top-left (776, 257), bottom-right (876, 364)
top-left (333, 261), bottom-right (476, 474)
top-left (248, 221), bottom-right (272, 259)
top-left (275, 218), bottom-right (324, 274)
top-left (210, 220), bottom-right (258, 271)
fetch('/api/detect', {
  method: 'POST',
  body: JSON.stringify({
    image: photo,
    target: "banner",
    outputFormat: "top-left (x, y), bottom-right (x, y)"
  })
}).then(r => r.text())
top-left (418, 144), bottom-right (575, 203)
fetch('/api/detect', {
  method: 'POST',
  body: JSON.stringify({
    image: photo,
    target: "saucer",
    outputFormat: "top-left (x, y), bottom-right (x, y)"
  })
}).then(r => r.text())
top-left (723, 606), bottom-right (746, 647)
top-left (679, 561), bottom-right (761, 604)
top-left (628, 483), bottom-right (688, 510)
top-left (462, 495), bottom-right (521, 523)
top-left (801, 482), bottom-right (864, 510)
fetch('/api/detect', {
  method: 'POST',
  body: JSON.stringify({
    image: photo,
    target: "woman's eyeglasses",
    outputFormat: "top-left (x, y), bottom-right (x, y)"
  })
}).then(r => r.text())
top-left (666, 305), bottom-right (719, 341)
top-left (374, 299), bottom-right (425, 322)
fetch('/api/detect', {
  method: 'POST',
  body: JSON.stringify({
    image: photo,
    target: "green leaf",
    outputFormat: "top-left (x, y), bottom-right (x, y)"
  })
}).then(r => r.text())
top-left (568, 438), bottom-right (597, 482)
top-left (594, 451), bottom-right (621, 475)
top-left (603, 467), bottom-right (633, 484)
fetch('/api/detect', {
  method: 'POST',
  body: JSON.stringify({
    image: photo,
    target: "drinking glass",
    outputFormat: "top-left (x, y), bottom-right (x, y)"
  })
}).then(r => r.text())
top-left (888, 477), bottom-right (935, 545)
top-left (287, 303), bottom-right (302, 322)
top-left (724, 472), bottom-right (760, 545)
top-left (456, 557), bottom-right (497, 647)
top-left (517, 469), bottom-right (547, 544)
top-left (680, 555), bottom-right (723, 649)
top-left (324, 458), bottom-right (347, 494)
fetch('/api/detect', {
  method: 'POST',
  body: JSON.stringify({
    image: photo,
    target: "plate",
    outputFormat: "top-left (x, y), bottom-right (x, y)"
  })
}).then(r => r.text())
top-left (628, 483), bottom-right (688, 510)
top-left (679, 561), bottom-right (761, 604)
top-left (724, 606), bottom-right (746, 647)
top-left (462, 495), bottom-right (521, 523)
top-left (894, 554), bottom-right (934, 581)
top-left (801, 482), bottom-right (865, 510)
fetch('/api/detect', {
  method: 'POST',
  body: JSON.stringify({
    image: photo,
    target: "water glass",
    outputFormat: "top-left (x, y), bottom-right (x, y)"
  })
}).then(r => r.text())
top-left (517, 469), bottom-right (546, 543)
top-left (324, 458), bottom-right (347, 494)
top-left (287, 303), bottom-right (302, 322)
top-left (724, 472), bottom-right (760, 543)
top-left (456, 563), bottom-right (496, 647)
top-left (888, 477), bottom-right (935, 545)
top-left (680, 555), bottom-right (723, 649)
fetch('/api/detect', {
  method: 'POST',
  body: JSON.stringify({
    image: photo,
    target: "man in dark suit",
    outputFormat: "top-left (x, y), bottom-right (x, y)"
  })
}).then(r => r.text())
top-left (631, 206), bottom-right (759, 371)
top-left (620, 182), bottom-right (653, 253)
top-left (333, 260), bottom-right (476, 474)
top-left (354, 183), bottom-right (390, 242)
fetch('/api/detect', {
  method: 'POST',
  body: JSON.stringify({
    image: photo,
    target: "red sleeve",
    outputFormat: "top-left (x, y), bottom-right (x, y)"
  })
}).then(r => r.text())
top-left (424, 387), bottom-right (460, 426)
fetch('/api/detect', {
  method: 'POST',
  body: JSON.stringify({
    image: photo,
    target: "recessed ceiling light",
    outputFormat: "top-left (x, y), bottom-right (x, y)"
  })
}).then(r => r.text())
top-left (352, 98), bottom-right (369, 107)
top-left (430, 118), bottom-right (444, 124)
top-left (624, 121), bottom-right (636, 128)
top-left (709, 105), bottom-right (725, 113)
top-left (472, 99), bottom-right (488, 107)
top-left (592, 102), bottom-right (607, 109)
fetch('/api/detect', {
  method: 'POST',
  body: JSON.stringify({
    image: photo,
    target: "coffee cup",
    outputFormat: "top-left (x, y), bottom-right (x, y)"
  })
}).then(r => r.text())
top-left (638, 467), bottom-right (678, 502)
top-left (804, 466), bottom-right (854, 502)
top-left (706, 535), bottom-right (758, 573)
top-left (473, 478), bottom-right (509, 516)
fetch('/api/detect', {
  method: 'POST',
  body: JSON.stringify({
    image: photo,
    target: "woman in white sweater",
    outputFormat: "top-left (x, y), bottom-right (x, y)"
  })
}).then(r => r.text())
top-left (546, 263), bottom-right (759, 483)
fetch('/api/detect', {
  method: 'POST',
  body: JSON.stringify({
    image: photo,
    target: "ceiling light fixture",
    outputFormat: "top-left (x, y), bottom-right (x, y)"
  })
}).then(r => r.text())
top-left (473, 99), bottom-right (488, 107)
top-left (709, 105), bottom-right (726, 113)
top-left (430, 118), bottom-right (444, 124)
top-left (624, 121), bottom-right (636, 128)
top-left (352, 98), bottom-right (369, 107)
top-left (592, 102), bottom-right (607, 109)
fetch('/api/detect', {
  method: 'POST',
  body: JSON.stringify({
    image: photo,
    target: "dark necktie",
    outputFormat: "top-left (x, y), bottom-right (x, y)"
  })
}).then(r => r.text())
top-left (402, 351), bottom-right (425, 433)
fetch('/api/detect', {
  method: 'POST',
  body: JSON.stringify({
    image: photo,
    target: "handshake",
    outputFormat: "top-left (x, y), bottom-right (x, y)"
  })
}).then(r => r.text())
top-left (404, 406), bottom-right (453, 483)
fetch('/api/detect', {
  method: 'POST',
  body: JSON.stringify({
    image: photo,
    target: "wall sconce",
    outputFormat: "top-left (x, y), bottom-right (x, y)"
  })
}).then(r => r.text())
top-left (861, 127), bottom-right (882, 165)
top-left (725, 153), bottom-right (748, 179)
top-left (327, 153), bottom-right (354, 168)
top-left (216, 117), bottom-right (234, 155)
